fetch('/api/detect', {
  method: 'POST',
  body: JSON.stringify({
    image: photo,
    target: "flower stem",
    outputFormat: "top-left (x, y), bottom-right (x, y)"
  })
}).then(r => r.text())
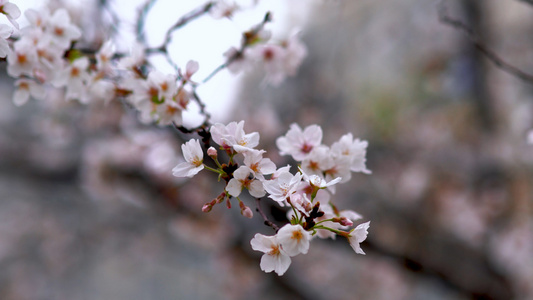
top-left (312, 225), bottom-right (349, 237)
top-left (203, 164), bottom-right (224, 175)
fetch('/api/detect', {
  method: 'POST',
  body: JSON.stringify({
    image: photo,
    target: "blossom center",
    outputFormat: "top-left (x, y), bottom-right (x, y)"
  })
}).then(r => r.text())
top-left (191, 156), bottom-right (202, 167)
top-left (308, 160), bottom-right (319, 171)
top-left (160, 82), bottom-right (168, 92)
top-left (166, 105), bottom-right (178, 115)
top-left (263, 48), bottom-right (274, 61)
top-left (268, 244), bottom-right (280, 256)
top-left (54, 27), bottom-right (64, 37)
top-left (70, 67), bottom-right (80, 77)
top-left (291, 230), bottom-right (303, 241)
top-left (301, 143), bottom-right (313, 154)
top-left (17, 54), bottom-right (27, 65)
top-left (18, 82), bottom-right (29, 90)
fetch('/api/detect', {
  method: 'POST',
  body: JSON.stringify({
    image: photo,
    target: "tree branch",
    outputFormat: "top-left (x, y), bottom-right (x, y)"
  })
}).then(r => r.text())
top-left (136, 0), bottom-right (157, 44)
top-left (200, 11), bottom-right (273, 84)
top-left (438, 1), bottom-right (533, 85)
top-left (256, 198), bottom-right (279, 232)
top-left (143, 2), bottom-right (215, 72)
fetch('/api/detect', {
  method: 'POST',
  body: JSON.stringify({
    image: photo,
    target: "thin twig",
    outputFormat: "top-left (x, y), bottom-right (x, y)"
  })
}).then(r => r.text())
top-left (136, 0), bottom-right (157, 44)
top-left (144, 1), bottom-right (215, 72)
top-left (256, 198), bottom-right (279, 232)
top-left (162, 2), bottom-right (215, 47)
top-left (438, 1), bottom-right (533, 84)
top-left (200, 11), bottom-right (272, 84)
top-left (98, 0), bottom-right (121, 39)
top-left (191, 90), bottom-right (211, 123)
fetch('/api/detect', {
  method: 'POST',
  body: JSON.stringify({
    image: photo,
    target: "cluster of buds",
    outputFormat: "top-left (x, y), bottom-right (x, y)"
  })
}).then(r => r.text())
top-left (172, 121), bottom-right (371, 275)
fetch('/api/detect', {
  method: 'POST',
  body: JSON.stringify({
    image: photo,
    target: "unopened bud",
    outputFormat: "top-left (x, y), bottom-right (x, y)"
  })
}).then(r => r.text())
top-left (202, 203), bottom-right (212, 213)
top-left (216, 192), bottom-right (226, 203)
top-left (241, 206), bottom-right (253, 219)
top-left (335, 217), bottom-right (353, 227)
top-left (207, 146), bottom-right (217, 158)
top-left (226, 198), bottom-right (232, 209)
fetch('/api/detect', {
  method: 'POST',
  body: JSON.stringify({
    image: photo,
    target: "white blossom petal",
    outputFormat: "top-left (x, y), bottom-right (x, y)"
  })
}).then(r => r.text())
top-left (348, 221), bottom-right (370, 255)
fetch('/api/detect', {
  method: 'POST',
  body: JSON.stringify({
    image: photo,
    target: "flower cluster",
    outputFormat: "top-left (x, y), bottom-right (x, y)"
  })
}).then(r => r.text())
top-left (119, 56), bottom-right (198, 126)
top-left (5, 3), bottom-right (305, 128)
top-left (173, 121), bottom-right (371, 275)
top-left (4, 1), bottom-right (370, 277)
top-left (5, 6), bottom-right (120, 106)
top-left (224, 23), bottom-right (307, 86)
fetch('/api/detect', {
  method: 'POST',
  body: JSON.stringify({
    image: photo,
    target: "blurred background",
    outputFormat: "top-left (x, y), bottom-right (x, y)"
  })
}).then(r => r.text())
top-left (1, 0), bottom-right (533, 299)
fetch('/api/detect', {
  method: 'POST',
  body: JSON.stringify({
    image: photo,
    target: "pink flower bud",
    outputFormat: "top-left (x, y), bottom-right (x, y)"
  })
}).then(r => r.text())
top-left (185, 60), bottom-right (199, 79)
top-left (241, 206), bottom-right (253, 219)
top-left (226, 198), bottom-right (232, 209)
top-left (202, 203), bottom-right (212, 213)
top-left (339, 217), bottom-right (353, 227)
top-left (207, 146), bottom-right (217, 158)
top-left (216, 192), bottom-right (226, 203)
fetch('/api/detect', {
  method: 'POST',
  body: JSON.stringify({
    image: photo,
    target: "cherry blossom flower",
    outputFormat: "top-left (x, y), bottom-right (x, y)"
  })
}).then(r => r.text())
top-left (0, 0), bottom-right (20, 29)
top-left (277, 224), bottom-right (312, 256)
top-left (155, 99), bottom-right (184, 126)
top-left (210, 0), bottom-right (239, 19)
top-left (300, 167), bottom-right (341, 190)
top-left (52, 57), bottom-right (91, 103)
top-left (96, 40), bottom-right (115, 74)
top-left (300, 145), bottom-right (334, 176)
top-left (45, 8), bottom-right (82, 49)
top-left (247, 43), bottom-right (287, 86)
top-left (24, 8), bottom-right (50, 29)
top-left (0, 24), bottom-right (12, 58)
top-left (348, 221), bottom-right (370, 255)
top-left (242, 149), bottom-right (276, 180)
top-left (324, 155), bottom-right (353, 193)
top-left (128, 71), bottom-right (179, 122)
top-left (263, 170), bottom-right (303, 205)
top-left (250, 233), bottom-right (291, 276)
top-left (211, 121), bottom-right (259, 151)
top-left (13, 78), bottom-right (46, 106)
top-left (331, 133), bottom-right (371, 174)
top-left (172, 139), bottom-right (204, 178)
top-left (7, 39), bottom-right (39, 77)
top-left (226, 166), bottom-right (265, 198)
top-left (276, 123), bottom-right (323, 161)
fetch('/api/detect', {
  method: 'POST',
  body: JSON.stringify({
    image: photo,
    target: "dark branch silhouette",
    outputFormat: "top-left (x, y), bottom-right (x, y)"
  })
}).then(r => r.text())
top-left (438, 1), bottom-right (533, 85)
